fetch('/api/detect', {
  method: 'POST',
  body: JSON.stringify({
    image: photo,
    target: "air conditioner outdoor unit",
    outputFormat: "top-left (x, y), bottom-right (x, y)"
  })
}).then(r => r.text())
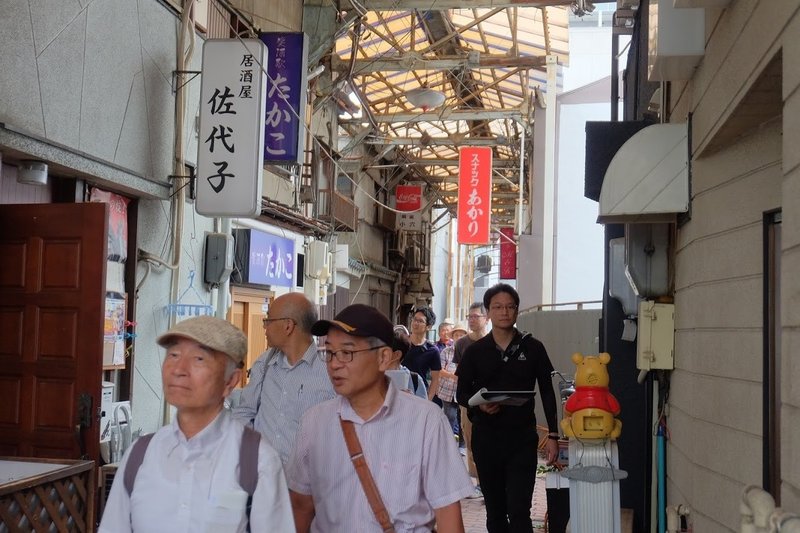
top-left (476, 254), bottom-right (493, 274)
top-left (306, 240), bottom-right (330, 280)
top-left (300, 185), bottom-right (314, 203)
top-left (406, 245), bottom-right (422, 271)
top-left (376, 205), bottom-right (397, 231)
top-left (99, 464), bottom-right (118, 518)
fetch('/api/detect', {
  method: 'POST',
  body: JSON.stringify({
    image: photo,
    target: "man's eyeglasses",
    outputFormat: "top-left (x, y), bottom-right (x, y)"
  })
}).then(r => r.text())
top-left (318, 346), bottom-right (387, 363)
top-left (467, 314), bottom-right (485, 319)
top-left (262, 317), bottom-right (295, 326)
top-left (489, 304), bottom-right (518, 312)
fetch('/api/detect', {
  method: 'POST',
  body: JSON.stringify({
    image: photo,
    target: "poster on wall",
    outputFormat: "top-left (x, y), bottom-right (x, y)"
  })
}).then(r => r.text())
top-left (90, 188), bottom-right (129, 262)
top-left (103, 294), bottom-right (126, 366)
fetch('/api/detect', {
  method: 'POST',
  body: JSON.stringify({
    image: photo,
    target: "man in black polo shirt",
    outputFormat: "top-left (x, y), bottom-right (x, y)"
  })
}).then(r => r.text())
top-left (455, 283), bottom-right (559, 533)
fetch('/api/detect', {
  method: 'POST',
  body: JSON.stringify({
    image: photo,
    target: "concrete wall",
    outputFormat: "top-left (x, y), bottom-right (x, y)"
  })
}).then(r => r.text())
top-left (517, 308), bottom-right (601, 430)
top-left (0, 0), bottom-right (308, 436)
top-left (665, 1), bottom-right (800, 529)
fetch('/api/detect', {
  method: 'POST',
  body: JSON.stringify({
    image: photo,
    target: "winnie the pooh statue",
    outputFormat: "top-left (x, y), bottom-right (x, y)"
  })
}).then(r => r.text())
top-left (560, 352), bottom-right (622, 440)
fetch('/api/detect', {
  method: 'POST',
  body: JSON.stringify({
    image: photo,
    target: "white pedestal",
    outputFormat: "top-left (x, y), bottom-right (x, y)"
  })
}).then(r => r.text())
top-left (567, 439), bottom-right (622, 533)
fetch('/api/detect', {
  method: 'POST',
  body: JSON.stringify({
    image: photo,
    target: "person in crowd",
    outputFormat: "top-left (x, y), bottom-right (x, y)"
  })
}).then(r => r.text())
top-left (453, 302), bottom-right (488, 486)
top-left (435, 318), bottom-right (455, 351)
top-left (99, 316), bottom-right (294, 532)
top-left (456, 285), bottom-right (560, 533)
top-left (404, 306), bottom-right (442, 402)
top-left (437, 323), bottom-right (467, 440)
top-left (387, 326), bottom-right (428, 399)
top-left (287, 304), bottom-right (474, 533)
top-left (233, 292), bottom-right (335, 465)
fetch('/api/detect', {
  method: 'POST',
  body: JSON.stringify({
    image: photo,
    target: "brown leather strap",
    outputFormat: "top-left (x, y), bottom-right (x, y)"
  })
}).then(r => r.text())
top-left (339, 417), bottom-right (396, 533)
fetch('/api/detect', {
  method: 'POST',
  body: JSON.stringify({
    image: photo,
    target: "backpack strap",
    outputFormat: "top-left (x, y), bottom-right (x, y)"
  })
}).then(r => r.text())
top-left (122, 426), bottom-right (260, 528)
top-left (239, 426), bottom-right (260, 494)
top-left (123, 433), bottom-right (154, 496)
top-left (410, 372), bottom-right (420, 392)
top-left (239, 425), bottom-right (261, 532)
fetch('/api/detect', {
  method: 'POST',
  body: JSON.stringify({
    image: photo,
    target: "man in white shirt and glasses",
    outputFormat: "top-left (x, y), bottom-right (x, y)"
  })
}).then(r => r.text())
top-left (287, 304), bottom-right (474, 533)
top-left (233, 292), bottom-right (335, 465)
top-left (99, 316), bottom-right (294, 532)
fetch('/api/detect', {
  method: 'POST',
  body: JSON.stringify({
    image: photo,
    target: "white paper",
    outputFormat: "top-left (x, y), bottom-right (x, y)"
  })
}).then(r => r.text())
top-left (468, 387), bottom-right (535, 407)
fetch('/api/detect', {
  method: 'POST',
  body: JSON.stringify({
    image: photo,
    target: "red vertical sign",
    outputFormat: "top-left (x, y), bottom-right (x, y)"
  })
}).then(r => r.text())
top-left (457, 147), bottom-right (492, 244)
top-left (499, 227), bottom-right (516, 279)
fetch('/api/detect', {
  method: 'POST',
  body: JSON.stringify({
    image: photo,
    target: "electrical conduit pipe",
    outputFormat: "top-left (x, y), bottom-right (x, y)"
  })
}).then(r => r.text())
top-left (658, 424), bottom-right (666, 533)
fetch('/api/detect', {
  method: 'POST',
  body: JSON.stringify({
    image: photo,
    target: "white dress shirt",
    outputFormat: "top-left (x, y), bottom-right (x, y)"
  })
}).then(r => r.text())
top-left (286, 382), bottom-right (474, 532)
top-left (232, 342), bottom-right (335, 464)
top-left (99, 410), bottom-right (294, 533)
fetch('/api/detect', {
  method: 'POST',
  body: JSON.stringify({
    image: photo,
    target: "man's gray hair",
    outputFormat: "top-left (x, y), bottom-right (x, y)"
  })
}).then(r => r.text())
top-left (224, 357), bottom-right (240, 380)
top-left (298, 303), bottom-right (319, 333)
top-left (366, 336), bottom-right (388, 349)
top-left (469, 302), bottom-right (486, 314)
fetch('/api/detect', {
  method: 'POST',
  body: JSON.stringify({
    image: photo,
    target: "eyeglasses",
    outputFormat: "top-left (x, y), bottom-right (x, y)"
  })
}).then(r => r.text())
top-left (411, 318), bottom-right (427, 324)
top-left (467, 314), bottom-right (485, 319)
top-left (489, 304), bottom-right (518, 312)
top-left (318, 346), bottom-right (387, 363)
top-left (262, 317), bottom-right (294, 326)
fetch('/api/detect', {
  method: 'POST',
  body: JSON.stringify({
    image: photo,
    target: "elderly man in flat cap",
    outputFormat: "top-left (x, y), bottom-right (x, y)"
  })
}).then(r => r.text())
top-left (287, 304), bottom-right (473, 533)
top-left (99, 316), bottom-right (294, 533)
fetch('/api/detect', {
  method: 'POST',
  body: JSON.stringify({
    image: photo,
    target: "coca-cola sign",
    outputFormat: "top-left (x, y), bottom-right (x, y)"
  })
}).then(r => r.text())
top-left (396, 185), bottom-right (422, 212)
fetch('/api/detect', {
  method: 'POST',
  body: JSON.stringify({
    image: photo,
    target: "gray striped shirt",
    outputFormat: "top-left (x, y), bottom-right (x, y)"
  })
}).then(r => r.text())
top-left (232, 342), bottom-right (335, 465)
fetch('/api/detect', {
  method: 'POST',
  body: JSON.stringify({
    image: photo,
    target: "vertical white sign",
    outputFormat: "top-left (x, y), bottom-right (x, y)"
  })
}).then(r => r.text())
top-left (196, 39), bottom-right (267, 217)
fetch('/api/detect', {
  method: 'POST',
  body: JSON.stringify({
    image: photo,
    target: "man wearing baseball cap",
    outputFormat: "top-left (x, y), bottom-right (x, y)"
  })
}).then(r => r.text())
top-left (287, 304), bottom-right (474, 533)
top-left (99, 316), bottom-right (294, 533)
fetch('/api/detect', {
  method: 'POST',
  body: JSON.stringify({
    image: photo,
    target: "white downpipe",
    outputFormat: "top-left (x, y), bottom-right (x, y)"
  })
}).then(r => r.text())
top-left (771, 512), bottom-right (800, 533)
top-left (541, 55), bottom-right (557, 305)
top-left (741, 485), bottom-right (776, 532)
top-left (666, 504), bottom-right (690, 533)
top-left (740, 485), bottom-right (800, 532)
top-left (163, 0), bottom-right (196, 426)
top-left (516, 124), bottom-right (525, 238)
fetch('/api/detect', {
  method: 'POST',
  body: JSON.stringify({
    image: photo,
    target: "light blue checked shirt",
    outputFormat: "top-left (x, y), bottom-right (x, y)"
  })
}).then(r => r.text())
top-left (233, 342), bottom-right (335, 465)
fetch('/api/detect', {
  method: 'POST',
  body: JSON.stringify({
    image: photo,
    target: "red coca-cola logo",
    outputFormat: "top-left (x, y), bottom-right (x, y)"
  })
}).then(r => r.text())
top-left (397, 192), bottom-right (421, 203)
top-left (396, 186), bottom-right (422, 210)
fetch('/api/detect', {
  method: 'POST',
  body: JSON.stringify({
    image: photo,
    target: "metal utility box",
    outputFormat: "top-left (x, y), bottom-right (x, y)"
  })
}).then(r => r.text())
top-left (637, 300), bottom-right (674, 370)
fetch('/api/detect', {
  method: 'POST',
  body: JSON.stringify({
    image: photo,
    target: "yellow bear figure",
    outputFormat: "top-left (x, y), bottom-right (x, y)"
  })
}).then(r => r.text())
top-left (560, 352), bottom-right (622, 440)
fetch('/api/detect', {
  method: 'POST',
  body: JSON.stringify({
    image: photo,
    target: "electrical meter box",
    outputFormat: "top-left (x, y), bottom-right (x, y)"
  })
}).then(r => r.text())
top-left (637, 300), bottom-right (675, 370)
top-left (204, 232), bottom-right (234, 285)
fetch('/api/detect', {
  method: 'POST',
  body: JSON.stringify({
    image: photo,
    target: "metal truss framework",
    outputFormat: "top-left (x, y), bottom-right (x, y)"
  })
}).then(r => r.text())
top-left (328, 2), bottom-right (571, 229)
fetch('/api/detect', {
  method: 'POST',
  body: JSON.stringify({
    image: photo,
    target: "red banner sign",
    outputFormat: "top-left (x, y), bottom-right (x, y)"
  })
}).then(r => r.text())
top-left (396, 185), bottom-right (422, 212)
top-left (499, 227), bottom-right (517, 279)
top-left (457, 147), bottom-right (492, 244)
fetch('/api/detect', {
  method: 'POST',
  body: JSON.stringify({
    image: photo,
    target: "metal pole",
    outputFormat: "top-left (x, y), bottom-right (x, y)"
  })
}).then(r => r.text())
top-left (611, 32), bottom-right (619, 122)
top-left (542, 55), bottom-right (557, 305)
top-left (516, 124), bottom-right (526, 238)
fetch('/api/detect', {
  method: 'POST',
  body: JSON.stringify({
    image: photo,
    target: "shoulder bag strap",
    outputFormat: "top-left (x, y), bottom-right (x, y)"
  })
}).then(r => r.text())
top-left (252, 347), bottom-right (277, 411)
top-left (338, 417), bottom-right (396, 533)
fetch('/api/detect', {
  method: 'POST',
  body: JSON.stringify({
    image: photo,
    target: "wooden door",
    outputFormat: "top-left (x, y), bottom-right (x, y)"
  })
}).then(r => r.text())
top-left (0, 203), bottom-right (107, 460)
top-left (228, 285), bottom-right (272, 386)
